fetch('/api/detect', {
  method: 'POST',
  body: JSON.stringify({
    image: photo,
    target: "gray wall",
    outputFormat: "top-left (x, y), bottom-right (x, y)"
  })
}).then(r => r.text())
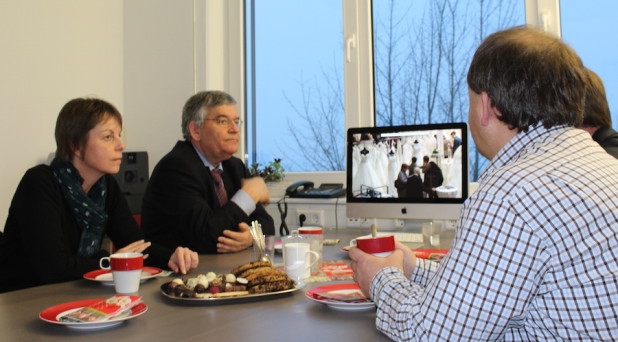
top-left (0, 1), bottom-right (124, 228)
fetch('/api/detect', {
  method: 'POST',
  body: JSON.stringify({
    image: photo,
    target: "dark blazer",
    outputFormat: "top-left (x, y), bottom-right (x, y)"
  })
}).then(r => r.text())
top-left (592, 126), bottom-right (618, 159)
top-left (422, 162), bottom-right (444, 198)
top-left (405, 174), bottom-right (423, 198)
top-left (141, 140), bottom-right (274, 254)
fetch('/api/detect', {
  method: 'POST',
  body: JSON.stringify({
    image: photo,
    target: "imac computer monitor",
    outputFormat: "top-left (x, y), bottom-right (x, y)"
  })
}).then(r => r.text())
top-left (346, 122), bottom-right (469, 221)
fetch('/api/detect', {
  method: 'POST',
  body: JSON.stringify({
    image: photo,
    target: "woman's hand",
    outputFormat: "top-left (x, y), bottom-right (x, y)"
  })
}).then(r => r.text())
top-left (116, 240), bottom-right (152, 256)
top-left (168, 247), bottom-right (199, 274)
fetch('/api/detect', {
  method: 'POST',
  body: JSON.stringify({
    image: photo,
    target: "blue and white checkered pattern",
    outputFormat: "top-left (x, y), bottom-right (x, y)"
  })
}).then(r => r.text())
top-left (371, 125), bottom-right (618, 341)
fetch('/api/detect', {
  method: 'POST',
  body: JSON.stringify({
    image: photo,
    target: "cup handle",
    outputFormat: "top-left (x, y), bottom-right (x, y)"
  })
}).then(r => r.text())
top-left (100, 257), bottom-right (111, 270)
top-left (349, 238), bottom-right (357, 247)
top-left (306, 251), bottom-right (320, 267)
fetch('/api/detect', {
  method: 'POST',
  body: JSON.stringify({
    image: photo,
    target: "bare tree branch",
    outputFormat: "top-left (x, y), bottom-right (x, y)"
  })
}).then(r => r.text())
top-left (282, 58), bottom-right (345, 171)
top-left (272, 0), bottom-right (520, 175)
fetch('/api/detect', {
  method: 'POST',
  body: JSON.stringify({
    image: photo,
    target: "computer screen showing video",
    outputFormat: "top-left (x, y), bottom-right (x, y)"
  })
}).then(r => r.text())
top-left (346, 122), bottom-right (468, 203)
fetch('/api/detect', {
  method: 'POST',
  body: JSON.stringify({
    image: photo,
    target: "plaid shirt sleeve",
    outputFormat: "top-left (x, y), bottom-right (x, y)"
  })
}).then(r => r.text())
top-left (370, 171), bottom-right (618, 341)
top-left (409, 258), bottom-right (440, 286)
top-left (371, 186), bottom-right (545, 341)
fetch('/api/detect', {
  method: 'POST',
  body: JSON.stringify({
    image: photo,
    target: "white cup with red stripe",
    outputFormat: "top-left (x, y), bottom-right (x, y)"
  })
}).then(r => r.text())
top-left (350, 235), bottom-right (395, 257)
top-left (295, 226), bottom-right (323, 235)
top-left (100, 252), bottom-right (144, 294)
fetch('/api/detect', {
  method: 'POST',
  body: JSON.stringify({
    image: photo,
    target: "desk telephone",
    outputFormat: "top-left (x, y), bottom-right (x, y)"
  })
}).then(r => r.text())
top-left (285, 181), bottom-right (345, 198)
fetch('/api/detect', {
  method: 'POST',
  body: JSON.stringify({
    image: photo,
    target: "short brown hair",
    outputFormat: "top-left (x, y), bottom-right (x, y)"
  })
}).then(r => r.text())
top-left (581, 68), bottom-right (612, 128)
top-left (467, 26), bottom-right (586, 132)
top-left (55, 98), bottom-right (122, 162)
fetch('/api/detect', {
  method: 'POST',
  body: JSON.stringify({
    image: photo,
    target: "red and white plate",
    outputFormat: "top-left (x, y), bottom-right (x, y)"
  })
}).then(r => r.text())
top-left (39, 299), bottom-right (148, 330)
top-left (84, 266), bottom-right (163, 285)
top-left (306, 282), bottom-right (375, 310)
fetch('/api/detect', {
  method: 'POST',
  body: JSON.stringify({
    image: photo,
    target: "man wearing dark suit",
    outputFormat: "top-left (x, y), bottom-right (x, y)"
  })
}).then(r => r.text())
top-left (421, 155), bottom-right (444, 198)
top-left (578, 67), bottom-right (618, 158)
top-left (141, 91), bottom-right (274, 254)
top-left (405, 169), bottom-right (423, 198)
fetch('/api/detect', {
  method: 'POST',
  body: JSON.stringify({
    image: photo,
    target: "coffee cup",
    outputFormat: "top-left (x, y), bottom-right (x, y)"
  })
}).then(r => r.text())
top-left (350, 235), bottom-right (395, 257)
top-left (283, 242), bottom-right (319, 281)
top-left (99, 252), bottom-right (144, 294)
top-left (294, 227), bottom-right (323, 235)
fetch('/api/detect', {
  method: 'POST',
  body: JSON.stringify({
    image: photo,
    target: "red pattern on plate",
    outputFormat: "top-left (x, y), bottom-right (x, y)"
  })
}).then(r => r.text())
top-left (306, 283), bottom-right (370, 302)
top-left (305, 283), bottom-right (375, 310)
top-left (39, 298), bottom-right (147, 325)
top-left (411, 249), bottom-right (449, 260)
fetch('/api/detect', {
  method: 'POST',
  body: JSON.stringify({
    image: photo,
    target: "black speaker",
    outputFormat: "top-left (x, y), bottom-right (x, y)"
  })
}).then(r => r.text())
top-left (113, 151), bottom-right (148, 214)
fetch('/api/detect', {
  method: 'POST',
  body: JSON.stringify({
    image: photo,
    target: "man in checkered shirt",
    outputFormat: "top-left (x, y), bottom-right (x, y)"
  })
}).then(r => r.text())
top-left (350, 26), bottom-right (618, 341)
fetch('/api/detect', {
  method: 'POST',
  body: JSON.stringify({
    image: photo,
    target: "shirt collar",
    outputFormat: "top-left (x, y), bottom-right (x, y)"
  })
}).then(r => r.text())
top-left (479, 124), bottom-right (569, 183)
top-left (191, 142), bottom-right (224, 172)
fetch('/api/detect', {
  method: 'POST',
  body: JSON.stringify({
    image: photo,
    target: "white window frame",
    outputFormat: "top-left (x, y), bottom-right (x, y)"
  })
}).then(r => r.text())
top-left (200, 0), bottom-right (245, 158)
top-left (526, 0), bottom-right (561, 37)
top-left (205, 0), bottom-right (561, 183)
top-left (347, 0), bottom-right (560, 131)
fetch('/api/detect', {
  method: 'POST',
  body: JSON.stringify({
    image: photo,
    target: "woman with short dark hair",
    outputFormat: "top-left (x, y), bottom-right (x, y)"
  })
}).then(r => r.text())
top-left (0, 97), bottom-right (198, 293)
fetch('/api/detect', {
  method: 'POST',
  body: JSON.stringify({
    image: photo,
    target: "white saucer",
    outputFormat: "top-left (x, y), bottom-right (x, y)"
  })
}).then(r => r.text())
top-left (306, 282), bottom-right (375, 311)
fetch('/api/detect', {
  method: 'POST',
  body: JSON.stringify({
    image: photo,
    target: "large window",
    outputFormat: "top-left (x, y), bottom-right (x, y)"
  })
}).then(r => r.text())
top-left (372, 0), bottom-right (524, 179)
top-left (245, 1), bottom-right (344, 172)
top-left (245, 1), bottom-right (573, 181)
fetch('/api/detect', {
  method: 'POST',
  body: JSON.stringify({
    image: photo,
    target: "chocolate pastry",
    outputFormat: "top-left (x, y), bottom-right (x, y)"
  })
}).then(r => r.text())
top-left (247, 274), bottom-right (292, 288)
top-left (231, 260), bottom-right (273, 277)
top-left (248, 280), bottom-right (295, 294)
top-left (241, 267), bottom-right (283, 281)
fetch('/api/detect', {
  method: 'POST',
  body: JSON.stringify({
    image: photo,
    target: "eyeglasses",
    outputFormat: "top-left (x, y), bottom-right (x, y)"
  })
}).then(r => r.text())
top-left (204, 117), bottom-right (243, 127)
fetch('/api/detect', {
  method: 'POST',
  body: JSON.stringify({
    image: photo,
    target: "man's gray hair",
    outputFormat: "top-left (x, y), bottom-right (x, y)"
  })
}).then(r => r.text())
top-left (181, 90), bottom-right (237, 140)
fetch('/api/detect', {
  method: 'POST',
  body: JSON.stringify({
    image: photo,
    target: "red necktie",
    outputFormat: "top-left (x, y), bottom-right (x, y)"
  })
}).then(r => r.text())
top-left (210, 169), bottom-right (228, 206)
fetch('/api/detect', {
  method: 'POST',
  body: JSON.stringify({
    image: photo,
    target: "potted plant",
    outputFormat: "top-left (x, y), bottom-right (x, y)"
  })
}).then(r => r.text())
top-left (249, 158), bottom-right (285, 182)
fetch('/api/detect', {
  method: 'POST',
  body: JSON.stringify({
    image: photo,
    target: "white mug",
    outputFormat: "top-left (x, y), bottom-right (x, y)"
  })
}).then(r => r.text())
top-left (100, 252), bottom-right (143, 294)
top-left (292, 227), bottom-right (324, 275)
top-left (283, 242), bottom-right (319, 281)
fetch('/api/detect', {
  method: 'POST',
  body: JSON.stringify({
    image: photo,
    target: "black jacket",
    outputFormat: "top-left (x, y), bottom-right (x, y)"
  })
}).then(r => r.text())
top-left (422, 161), bottom-right (444, 198)
top-left (592, 126), bottom-right (618, 159)
top-left (0, 165), bottom-right (172, 293)
top-left (141, 140), bottom-right (274, 254)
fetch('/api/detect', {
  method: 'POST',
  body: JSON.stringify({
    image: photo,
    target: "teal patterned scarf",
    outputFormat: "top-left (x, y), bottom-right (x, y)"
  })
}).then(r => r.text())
top-left (50, 158), bottom-right (108, 257)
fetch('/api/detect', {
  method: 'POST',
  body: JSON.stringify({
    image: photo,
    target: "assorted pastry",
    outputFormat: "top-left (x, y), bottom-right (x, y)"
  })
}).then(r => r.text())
top-left (162, 260), bottom-right (295, 299)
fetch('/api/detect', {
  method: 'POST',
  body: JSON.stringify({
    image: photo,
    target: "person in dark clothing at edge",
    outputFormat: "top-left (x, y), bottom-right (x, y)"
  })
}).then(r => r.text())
top-left (578, 67), bottom-right (618, 158)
